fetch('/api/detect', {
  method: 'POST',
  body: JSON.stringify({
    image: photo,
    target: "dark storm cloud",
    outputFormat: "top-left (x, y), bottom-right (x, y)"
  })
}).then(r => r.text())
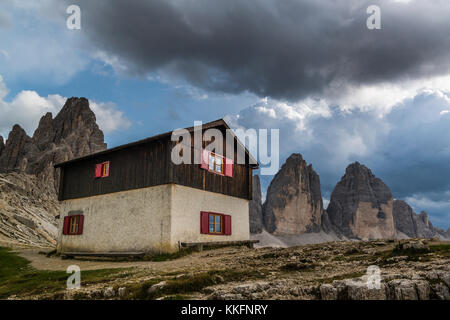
top-left (71, 0), bottom-right (450, 100)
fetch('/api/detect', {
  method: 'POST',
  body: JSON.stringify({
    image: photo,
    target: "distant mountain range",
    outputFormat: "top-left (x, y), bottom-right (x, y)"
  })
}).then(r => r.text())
top-left (251, 154), bottom-right (450, 243)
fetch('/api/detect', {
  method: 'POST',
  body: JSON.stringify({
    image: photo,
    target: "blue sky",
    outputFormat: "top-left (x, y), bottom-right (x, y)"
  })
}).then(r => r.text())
top-left (1, 0), bottom-right (450, 229)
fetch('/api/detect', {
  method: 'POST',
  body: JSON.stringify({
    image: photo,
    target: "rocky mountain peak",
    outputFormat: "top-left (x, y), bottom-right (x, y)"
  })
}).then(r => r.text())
top-left (326, 162), bottom-right (396, 239)
top-left (249, 174), bottom-right (263, 234)
top-left (393, 199), bottom-right (448, 239)
top-left (0, 135), bottom-right (4, 156)
top-left (0, 97), bottom-right (107, 190)
top-left (0, 124), bottom-right (32, 172)
top-left (419, 211), bottom-right (430, 226)
top-left (263, 153), bottom-right (323, 235)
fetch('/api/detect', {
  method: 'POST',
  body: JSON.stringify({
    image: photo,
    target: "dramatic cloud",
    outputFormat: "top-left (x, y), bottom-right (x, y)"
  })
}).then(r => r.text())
top-left (60, 0), bottom-right (450, 101)
top-left (234, 88), bottom-right (450, 228)
top-left (0, 76), bottom-right (131, 137)
top-left (0, 0), bottom-right (87, 84)
top-left (89, 101), bottom-right (132, 134)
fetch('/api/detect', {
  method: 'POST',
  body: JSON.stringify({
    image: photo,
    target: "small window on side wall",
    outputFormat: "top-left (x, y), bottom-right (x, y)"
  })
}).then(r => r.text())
top-left (200, 211), bottom-right (231, 235)
top-left (63, 215), bottom-right (84, 235)
top-left (95, 161), bottom-right (110, 178)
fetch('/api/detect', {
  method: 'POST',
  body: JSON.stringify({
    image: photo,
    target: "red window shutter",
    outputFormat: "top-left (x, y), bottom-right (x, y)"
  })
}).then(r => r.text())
top-left (200, 211), bottom-right (209, 234)
top-left (200, 149), bottom-right (209, 170)
top-left (102, 162), bottom-right (110, 177)
top-left (224, 215), bottom-right (232, 235)
top-left (95, 164), bottom-right (103, 178)
top-left (63, 216), bottom-right (70, 235)
top-left (224, 157), bottom-right (233, 177)
top-left (77, 215), bottom-right (84, 235)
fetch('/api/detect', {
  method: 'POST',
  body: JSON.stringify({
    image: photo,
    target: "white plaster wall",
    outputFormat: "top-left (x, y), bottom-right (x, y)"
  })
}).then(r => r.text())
top-left (170, 184), bottom-right (250, 245)
top-left (57, 184), bottom-right (173, 253)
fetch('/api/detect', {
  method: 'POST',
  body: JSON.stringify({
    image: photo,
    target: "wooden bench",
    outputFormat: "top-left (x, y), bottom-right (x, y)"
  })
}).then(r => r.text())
top-left (180, 240), bottom-right (259, 252)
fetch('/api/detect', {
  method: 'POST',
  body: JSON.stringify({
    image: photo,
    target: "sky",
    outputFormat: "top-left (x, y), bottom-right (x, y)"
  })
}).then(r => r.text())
top-left (0, 0), bottom-right (449, 229)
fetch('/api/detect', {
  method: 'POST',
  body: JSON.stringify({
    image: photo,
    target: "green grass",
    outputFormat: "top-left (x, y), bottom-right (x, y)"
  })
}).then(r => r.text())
top-left (318, 271), bottom-right (366, 284)
top-left (143, 247), bottom-right (196, 262)
top-left (280, 262), bottom-right (317, 272)
top-left (429, 243), bottom-right (450, 257)
top-left (142, 244), bottom-right (244, 262)
top-left (126, 269), bottom-right (264, 300)
top-left (0, 247), bottom-right (129, 299)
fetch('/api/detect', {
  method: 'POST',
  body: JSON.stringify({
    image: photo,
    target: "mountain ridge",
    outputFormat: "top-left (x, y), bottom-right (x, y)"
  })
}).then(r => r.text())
top-left (251, 154), bottom-right (449, 242)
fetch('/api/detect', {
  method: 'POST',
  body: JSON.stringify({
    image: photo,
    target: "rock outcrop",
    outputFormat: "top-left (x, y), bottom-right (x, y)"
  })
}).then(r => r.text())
top-left (326, 162), bottom-right (396, 240)
top-left (0, 97), bottom-right (106, 190)
top-left (249, 175), bottom-right (263, 234)
top-left (393, 200), bottom-right (449, 239)
top-left (0, 136), bottom-right (5, 157)
top-left (263, 154), bottom-right (323, 235)
top-left (0, 172), bottom-right (59, 247)
top-left (392, 200), bottom-right (418, 238)
top-left (0, 97), bottom-right (107, 246)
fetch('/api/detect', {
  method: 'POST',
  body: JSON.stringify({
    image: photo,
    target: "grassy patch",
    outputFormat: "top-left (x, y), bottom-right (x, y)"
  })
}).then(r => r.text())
top-left (318, 271), bottom-right (366, 284)
top-left (280, 262), bottom-right (317, 272)
top-left (161, 294), bottom-right (190, 300)
top-left (331, 255), bottom-right (346, 262)
top-left (429, 244), bottom-right (450, 257)
top-left (126, 269), bottom-right (264, 300)
top-left (372, 243), bottom-right (445, 266)
top-left (392, 243), bottom-right (430, 256)
top-left (0, 247), bottom-right (129, 299)
top-left (143, 247), bottom-right (196, 262)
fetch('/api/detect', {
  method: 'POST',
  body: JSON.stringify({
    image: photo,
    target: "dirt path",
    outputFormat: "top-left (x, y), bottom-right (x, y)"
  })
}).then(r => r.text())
top-left (14, 247), bottom-right (256, 273)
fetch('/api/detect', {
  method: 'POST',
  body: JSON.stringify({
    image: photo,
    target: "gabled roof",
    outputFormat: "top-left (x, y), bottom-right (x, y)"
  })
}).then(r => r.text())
top-left (54, 119), bottom-right (259, 168)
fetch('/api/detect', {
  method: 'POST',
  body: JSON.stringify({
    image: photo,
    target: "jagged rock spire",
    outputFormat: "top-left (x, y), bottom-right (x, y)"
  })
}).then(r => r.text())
top-left (326, 162), bottom-right (396, 240)
top-left (263, 153), bottom-right (323, 235)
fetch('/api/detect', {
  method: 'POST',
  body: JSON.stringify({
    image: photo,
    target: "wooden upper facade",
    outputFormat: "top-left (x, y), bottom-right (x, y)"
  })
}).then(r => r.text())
top-left (55, 119), bottom-right (258, 201)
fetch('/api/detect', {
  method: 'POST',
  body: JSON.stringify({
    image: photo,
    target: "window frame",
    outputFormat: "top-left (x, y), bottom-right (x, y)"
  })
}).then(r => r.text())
top-left (208, 213), bottom-right (224, 234)
top-left (67, 215), bottom-right (82, 235)
top-left (95, 161), bottom-right (110, 178)
top-left (207, 152), bottom-right (224, 175)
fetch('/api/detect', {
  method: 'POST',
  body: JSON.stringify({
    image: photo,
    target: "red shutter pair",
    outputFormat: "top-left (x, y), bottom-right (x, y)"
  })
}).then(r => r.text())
top-left (62, 215), bottom-right (84, 235)
top-left (94, 162), bottom-right (110, 178)
top-left (200, 211), bottom-right (232, 235)
top-left (200, 150), bottom-right (233, 177)
top-left (95, 164), bottom-right (103, 178)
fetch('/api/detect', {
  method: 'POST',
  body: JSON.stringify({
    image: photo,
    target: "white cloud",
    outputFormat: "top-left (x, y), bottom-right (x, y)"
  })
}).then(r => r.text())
top-left (0, 75), bottom-right (130, 137)
top-left (90, 101), bottom-right (132, 134)
top-left (0, 76), bottom-right (65, 136)
top-left (324, 74), bottom-right (450, 116)
top-left (234, 81), bottom-right (450, 229)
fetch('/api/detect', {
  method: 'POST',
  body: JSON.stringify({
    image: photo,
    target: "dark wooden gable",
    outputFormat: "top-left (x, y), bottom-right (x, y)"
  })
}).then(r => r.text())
top-left (56, 119), bottom-right (257, 201)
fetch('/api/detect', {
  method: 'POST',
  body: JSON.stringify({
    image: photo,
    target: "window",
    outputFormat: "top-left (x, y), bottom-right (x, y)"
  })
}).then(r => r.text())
top-left (208, 153), bottom-right (223, 174)
top-left (63, 215), bottom-right (84, 235)
top-left (95, 161), bottom-right (110, 178)
top-left (69, 216), bottom-right (79, 234)
top-left (201, 150), bottom-right (233, 177)
top-left (209, 213), bottom-right (223, 234)
top-left (200, 211), bottom-right (231, 235)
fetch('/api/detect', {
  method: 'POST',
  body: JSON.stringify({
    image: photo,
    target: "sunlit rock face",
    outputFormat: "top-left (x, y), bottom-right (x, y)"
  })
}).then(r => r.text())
top-left (326, 162), bottom-right (396, 240)
top-left (263, 154), bottom-right (323, 235)
top-left (0, 97), bottom-right (106, 191)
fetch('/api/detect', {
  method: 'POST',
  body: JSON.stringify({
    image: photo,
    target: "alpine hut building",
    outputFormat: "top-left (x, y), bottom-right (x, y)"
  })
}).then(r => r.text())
top-left (54, 119), bottom-right (258, 256)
